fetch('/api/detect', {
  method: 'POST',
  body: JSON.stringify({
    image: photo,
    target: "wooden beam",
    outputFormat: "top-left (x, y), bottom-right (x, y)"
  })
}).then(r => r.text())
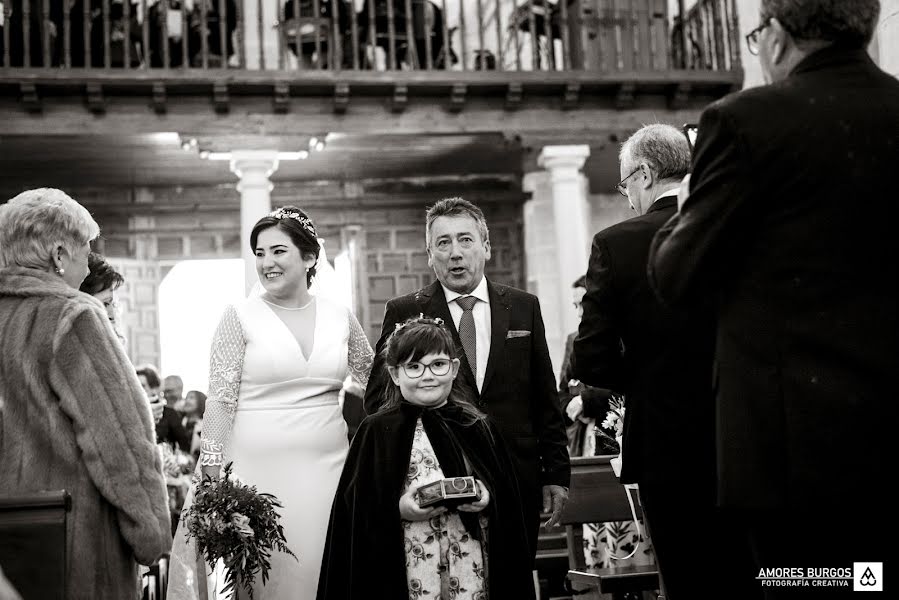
top-left (19, 83), bottom-right (41, 113)
top-left (333, 83), bottom-right (350, 114)
top-left (0, 99), bottom-right (709, 139)
top-left (273, 82), bottom-right (289, 114)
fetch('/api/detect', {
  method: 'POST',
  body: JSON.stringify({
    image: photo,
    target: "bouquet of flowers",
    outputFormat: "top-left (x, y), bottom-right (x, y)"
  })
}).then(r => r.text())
top-left (595, 394), bottom-right (625, 455)
top-left (181, 463), bottom-right (296, 599)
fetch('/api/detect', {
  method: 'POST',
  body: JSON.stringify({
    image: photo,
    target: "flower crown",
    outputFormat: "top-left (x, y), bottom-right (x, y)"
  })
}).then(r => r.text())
top-left (271, 208), bottom-right (316, 236)
top-left (394, 314), bottom-right (445, 332)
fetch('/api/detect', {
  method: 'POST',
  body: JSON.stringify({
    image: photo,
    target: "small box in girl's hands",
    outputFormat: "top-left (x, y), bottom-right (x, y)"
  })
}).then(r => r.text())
top-left (417, 476), bottom-right (479, 508)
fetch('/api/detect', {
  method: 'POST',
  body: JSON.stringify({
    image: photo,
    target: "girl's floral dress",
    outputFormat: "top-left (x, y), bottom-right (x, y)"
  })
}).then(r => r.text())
top-left (403, 419), bottom-right (487, 600)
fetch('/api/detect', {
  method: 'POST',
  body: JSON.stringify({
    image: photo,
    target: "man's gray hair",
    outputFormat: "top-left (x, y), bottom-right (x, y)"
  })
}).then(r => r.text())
top-left (619, 124), bottom-right (691, 183)
top-left (0, 188), bottom-right (100, 269)
top-left (425, 197), bottom-right (490, 247)
top-left (761, 0), bottom-right (880, 48)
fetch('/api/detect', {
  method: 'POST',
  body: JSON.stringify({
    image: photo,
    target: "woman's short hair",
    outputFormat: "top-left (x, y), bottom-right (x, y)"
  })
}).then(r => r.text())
top-left (249, 206), bottom-right (320, 287)
top-left (136, 364), bottom-right (162, 391)
top-left (80, 252), bottom-right (125, 295)
top-left (0, 188), bottom-right (100, 269)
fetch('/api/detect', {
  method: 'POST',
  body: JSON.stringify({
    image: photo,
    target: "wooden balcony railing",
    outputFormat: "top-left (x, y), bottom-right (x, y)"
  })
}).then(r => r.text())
top-left (0, 0), bottom-right (740, 75)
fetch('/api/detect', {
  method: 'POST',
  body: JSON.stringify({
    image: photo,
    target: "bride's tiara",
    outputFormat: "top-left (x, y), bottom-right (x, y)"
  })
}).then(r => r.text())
top-left (271, 208), bottom-right (316, 236)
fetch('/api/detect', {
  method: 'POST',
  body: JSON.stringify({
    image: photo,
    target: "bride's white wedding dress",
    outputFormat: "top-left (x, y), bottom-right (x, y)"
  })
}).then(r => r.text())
top-left (168, 295), bottom-right (373, 599)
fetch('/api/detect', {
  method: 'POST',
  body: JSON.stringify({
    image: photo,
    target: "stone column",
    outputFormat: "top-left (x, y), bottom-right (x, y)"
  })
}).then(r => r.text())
top-left (230, 151), bottom-right (280, 293)
top-left (538, 145), bottom-right (592, 341)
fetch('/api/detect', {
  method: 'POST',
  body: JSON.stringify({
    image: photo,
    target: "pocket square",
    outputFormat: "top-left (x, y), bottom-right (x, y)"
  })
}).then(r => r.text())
top-left (506, 330), bottom-right (531, 339)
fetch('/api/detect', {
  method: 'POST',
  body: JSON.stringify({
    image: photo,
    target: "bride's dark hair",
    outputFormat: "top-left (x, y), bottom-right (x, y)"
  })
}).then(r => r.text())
top-left (378, 316), bottom-right (485, 423)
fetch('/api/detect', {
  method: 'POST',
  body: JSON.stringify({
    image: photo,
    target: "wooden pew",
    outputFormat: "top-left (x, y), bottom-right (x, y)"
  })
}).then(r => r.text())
top-left (562, 456), bottom-right (659, 597)
top-left (0, 491), bottom-right (71, 600)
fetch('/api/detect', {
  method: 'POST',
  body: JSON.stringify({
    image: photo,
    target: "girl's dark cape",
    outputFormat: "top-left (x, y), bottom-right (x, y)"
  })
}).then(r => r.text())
top-left (316, 401), bottom-right (536, 600)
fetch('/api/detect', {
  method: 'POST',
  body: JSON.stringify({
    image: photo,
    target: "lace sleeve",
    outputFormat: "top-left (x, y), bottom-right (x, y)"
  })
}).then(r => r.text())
top-left (199, 304), bottom-right (246, 468)
top-left (347, 308), bottom-right (374, 389)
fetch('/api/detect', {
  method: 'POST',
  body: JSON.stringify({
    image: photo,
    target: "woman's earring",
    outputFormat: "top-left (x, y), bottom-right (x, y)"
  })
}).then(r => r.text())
top-left (55, 267), bottom-right (65, 276)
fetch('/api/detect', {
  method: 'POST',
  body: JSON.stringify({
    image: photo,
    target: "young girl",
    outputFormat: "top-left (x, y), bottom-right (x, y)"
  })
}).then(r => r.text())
top-left (317, 316), bottom-right (535, 600)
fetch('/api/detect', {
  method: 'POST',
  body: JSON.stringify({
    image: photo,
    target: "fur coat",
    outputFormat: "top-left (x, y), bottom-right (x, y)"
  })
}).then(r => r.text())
top-left (0, 267), bottom-right (172, 599)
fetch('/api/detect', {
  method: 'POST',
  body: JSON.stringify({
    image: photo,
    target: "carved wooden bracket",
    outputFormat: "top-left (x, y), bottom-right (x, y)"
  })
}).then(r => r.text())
top-left (20, 83), bottom-right (41, 113)
top-left (334, 83), bottom-right (350, 114)
top-left (273, 82), bottom-right (290, 114)
top-left (562, 82), bottom-right (580, 110)
top-left (668, 82), bottom-right (691, 110)
top-left (213, 82), bottom-right (229, 114)
top-left (615, 83), bottom-right (636, 110)
top-left (448, 83), bottom-right (466, 113)
top-left (505, 83), bottom-right (523, 110)
top-left (86, 83), bottom-right (105, 114)
top-left (151, 83), bottom-right (167, 114)
top-left (391, 84), bottom-right (408, 113)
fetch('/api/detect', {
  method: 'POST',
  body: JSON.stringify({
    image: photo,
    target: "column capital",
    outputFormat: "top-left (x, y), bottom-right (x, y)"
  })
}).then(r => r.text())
top-left (537, 144), bottom-right (591, 173)
top-left (230, 150), bottom-right (280, 193)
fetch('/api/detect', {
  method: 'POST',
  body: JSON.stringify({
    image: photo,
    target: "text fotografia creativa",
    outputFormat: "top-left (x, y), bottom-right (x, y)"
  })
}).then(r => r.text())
top-left (756, 564), bottom-right (883, 591)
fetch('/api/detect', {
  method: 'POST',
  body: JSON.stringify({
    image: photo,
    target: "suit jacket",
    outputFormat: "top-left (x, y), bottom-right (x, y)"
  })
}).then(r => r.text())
top-left (648, 47), bottom-right (899, 510)
top-left (572, 197), bottom-right (717, 488)
top-left (557, 331), bottom-right (618, 457)
top-left (363, 280), bottom-right (571, 505)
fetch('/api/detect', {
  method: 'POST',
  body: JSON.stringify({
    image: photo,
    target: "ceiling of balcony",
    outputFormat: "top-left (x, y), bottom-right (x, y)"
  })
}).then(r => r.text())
top-left (0, 132), bottom-right (528, 191)
top-left (0, 130), bottom-right (624, 202)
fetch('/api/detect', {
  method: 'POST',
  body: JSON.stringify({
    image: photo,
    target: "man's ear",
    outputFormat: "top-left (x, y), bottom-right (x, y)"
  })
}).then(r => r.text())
top-left (387, 366), bottom-right (401, 386)
top-left (639, 163), bottom-right (653, 191)
top-left (768, 18), bottom-right (791, 64)
top-left (483, 238), bottom-right (491, 261)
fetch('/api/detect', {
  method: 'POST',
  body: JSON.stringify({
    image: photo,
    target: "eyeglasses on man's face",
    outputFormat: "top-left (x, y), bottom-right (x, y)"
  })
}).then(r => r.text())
top-left (401, 359), bottom-right (452, 378)
top-left (616, 166), bottom-right (641, 197)
top-left (745, 18), bottom-right (772, 55)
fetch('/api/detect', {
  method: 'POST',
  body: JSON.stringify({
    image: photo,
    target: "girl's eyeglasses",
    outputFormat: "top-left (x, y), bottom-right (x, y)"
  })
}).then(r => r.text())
top-left (401, 359), bottom-right (452, 378)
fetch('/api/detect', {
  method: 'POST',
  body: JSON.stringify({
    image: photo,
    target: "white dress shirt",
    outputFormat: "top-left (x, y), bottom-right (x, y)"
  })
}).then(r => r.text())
top-left (442, 277), bottom-right (491, 392)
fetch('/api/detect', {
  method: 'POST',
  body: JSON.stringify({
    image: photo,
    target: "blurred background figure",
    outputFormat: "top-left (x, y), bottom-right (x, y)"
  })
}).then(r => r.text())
top-left (180, 389), bottom-right (207, 459)
top-left (557, 275), bottom-right (654, 572)
top-left (79, 251), bottom-right (126, 345)
top-left (137, 364), bottom-right (193, 533)
top-left (0, 188), bottom-right (171, 598)
top-left (163, 374), bottom-right (186, 412)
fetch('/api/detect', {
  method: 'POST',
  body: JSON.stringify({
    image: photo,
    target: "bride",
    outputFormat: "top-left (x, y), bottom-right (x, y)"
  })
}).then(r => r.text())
top-left (168, 206), bottom-right (373, 599)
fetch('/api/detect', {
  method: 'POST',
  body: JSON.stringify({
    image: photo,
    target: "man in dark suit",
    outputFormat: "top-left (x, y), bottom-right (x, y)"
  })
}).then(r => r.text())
top-left (572, 124), bottom-right (757, 598)
top-left (648, 0), bottom-right (895, 590)
top-left (363, 197), bottom-right (570, 561)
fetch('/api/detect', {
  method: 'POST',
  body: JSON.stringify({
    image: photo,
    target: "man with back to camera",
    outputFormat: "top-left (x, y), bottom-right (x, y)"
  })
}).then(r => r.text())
top-left (649, 0), bottom-right (896, 591)
top-left (571, 124), bottom-right (758, 598)
top-left (363, 197), bottom-right (571, 563)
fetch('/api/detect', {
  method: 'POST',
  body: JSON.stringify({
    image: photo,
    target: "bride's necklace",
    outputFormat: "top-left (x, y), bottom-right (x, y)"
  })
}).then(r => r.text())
top-left (262, 296), bottom-right (315, 311)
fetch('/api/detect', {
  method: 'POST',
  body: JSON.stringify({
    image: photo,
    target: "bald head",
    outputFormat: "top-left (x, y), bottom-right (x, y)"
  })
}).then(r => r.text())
top-left (163, 375), bottom-right (184, 408)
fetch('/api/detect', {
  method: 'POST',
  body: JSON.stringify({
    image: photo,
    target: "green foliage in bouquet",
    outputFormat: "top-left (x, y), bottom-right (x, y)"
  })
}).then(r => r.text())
top-left (182, 463), bottom-right (296, 599)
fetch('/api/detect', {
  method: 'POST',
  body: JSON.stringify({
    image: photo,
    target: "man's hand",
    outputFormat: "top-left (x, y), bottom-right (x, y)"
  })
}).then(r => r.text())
top-left (542, 484), bottom-right (569, 529)
top-left (149, 396), bottom-right (165, 424)
top-left (399, 483), bottom-right (447, 522)
top-left (457, 480), bottom-right (490, 513)
top-left (565, 396), bottom-right (583, 422)
top-left (677, 174), bottom-right (691, 211)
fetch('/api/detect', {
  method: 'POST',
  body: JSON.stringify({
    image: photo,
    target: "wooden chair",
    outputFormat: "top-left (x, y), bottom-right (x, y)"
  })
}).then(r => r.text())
top-left (0, 490), bottom-right (71, 600)
top-left (561, 456), bottom-right (659, 598)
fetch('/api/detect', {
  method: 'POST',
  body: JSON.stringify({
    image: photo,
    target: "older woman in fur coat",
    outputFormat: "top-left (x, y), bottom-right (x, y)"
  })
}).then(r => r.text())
top-left (0, 189), bottom-right (172, 599)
